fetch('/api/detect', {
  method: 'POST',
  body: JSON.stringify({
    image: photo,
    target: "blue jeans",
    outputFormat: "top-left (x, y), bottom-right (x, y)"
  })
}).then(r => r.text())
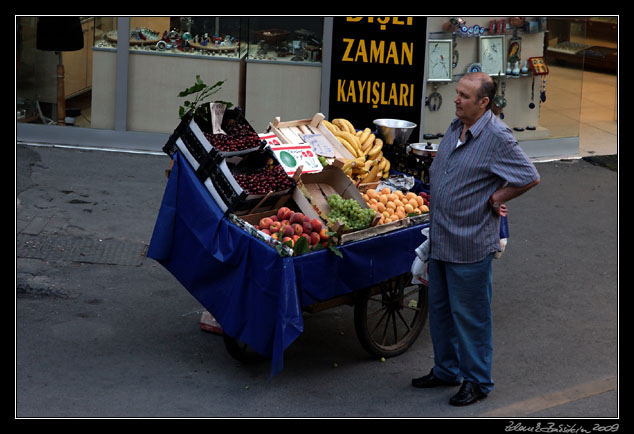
top-left (428, 253), bottom-right (495, 394)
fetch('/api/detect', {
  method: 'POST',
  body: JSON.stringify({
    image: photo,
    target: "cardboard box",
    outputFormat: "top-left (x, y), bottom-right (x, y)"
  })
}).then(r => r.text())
top-left (291, 165), bottom-right (381, 241)
top-left (268, 113), bottom-right (356, 160)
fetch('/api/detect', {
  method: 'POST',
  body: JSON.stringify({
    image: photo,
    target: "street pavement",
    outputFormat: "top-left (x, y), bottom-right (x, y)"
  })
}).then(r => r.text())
top-left (15, 143), bottom-right (618, 421)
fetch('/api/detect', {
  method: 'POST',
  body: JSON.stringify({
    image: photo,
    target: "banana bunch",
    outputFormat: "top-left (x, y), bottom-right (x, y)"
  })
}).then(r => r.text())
top-left (322, 118), bottom-right (391, 184)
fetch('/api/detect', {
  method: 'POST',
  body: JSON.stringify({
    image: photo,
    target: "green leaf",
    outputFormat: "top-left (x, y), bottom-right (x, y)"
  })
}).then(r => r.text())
top-left (328, 244), bottom-right (344, 258)
top-left (292, 236), bottom-right (310, 255)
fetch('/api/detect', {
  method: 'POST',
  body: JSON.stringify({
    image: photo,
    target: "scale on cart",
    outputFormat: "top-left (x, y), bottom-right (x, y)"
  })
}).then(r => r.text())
top-left (373, 118), bottom-right (437, 185)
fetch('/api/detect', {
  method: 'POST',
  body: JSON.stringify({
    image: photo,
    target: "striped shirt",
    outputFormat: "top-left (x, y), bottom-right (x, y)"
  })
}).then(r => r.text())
top-left (429, 110), bottom-right (539, 263)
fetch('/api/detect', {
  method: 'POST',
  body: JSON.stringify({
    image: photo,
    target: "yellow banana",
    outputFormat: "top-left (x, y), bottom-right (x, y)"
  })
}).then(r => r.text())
top-left (332, 118), bottom-right (355, 134)
top-left (382, 159), bottom-right (391, 178)
top-left (368, 142), bottom-right (383, 160)
top-left (335, 131), bottom-right (363, 155)
top-left (360, 161), bottom-right (381, 184)
top-left (341, 159), bottom-right (355, 172)
top-left (362, 133), bottom-right (376, 152)
top-left (341, 156), bottom-right (366, 171)
top-left (322, 120), bottom-right (340, 135)
top-left (377, 158), bottom-right (387, 171)
top-left (358, 128), bottom-right (371, 144)
top-left (337, 137), bottom-right (358, 158)
top-left (342, 118), bottom-right (356, 134)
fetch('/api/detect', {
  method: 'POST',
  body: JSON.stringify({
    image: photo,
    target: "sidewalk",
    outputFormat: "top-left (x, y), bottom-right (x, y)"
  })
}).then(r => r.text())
top-left (15, 142), bottom-right (618, 419)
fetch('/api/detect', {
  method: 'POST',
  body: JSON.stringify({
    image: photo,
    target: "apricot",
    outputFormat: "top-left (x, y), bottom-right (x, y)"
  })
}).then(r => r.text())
top-left (404, 204), bottom-right (414, 214)
top-left (381, 187), bottom-right (391, 195)
top-left (378, 195), bottom-right (388, 204)
top-left (386, 201), bottom-right (396, 210)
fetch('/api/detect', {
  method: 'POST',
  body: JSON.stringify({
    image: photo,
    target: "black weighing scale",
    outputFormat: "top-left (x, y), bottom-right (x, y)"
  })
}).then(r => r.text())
top-left (382, 141), bottom-right (438, 186)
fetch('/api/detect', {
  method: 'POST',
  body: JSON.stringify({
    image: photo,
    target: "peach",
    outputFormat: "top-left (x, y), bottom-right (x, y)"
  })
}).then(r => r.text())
top-left (310, 218), bottom-right (322, 233)
top-left (302, 221), bottom-right (313, 234)
top-left (281, 236), bottom-right (294, 246)
top-left (259, 217), bottom-right (273, 229)
top-left (282, 224), bottom-right (294, 237)
top-left (261, 228), bottom-right (271, 236)
top-left (269, 221), bottom-right (282, 233)
top-left (292, 223), bottom-right (304, 236)
top-left (290, 212), bottom-right (305, 224)
top-left (277, 207), bottom-right (291, 220)
top-left (310, 231), bottom-right (321, 245)
top-left (319, 227), bottom-right (330, 241)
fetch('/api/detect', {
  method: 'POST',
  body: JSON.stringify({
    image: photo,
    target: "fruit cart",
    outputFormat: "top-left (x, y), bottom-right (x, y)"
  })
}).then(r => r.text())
top-left (147, 151), bottom-right (429, 377)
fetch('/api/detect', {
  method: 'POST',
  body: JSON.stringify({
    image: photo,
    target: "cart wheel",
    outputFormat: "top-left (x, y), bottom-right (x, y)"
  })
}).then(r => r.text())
top-left (223, 334), bottom-right (267, 363)
top-left (354, 272), bottom-right (428, 358)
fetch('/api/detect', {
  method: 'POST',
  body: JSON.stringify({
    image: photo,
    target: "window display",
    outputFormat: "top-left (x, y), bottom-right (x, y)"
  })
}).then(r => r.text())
top-left (245, 17), bottom-right (323, 63)
top-left (92, 16), bottom-right (324, 64)
top-left (93, 17), bottom-right (245, 58)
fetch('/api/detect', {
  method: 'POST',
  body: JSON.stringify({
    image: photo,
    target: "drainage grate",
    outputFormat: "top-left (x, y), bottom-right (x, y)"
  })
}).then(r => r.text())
top-left (16, 233), bottom-right (147, 266)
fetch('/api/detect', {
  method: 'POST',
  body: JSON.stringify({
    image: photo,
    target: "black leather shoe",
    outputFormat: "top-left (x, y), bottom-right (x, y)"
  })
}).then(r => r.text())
top-left (449, 381), bottom-right (487, 406)
top-left (412, 368), bottom-right (461, 388)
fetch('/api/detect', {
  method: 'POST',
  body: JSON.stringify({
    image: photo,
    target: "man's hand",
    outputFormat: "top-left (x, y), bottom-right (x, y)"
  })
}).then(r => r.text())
top-left (494, 203), bottom-right (507, 217)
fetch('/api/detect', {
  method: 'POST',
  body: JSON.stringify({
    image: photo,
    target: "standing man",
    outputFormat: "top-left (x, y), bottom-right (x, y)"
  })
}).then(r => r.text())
top-left (412, 72), bottom-right (540, 406)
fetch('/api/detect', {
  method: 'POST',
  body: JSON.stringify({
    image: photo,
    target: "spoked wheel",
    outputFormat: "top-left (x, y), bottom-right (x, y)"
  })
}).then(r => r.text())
top-left (353, 272), bottom-right (428, 358)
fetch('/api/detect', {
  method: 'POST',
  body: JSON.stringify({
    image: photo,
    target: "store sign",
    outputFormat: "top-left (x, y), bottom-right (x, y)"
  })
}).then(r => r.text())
top-left (328, 16), bottom-right (427, 140)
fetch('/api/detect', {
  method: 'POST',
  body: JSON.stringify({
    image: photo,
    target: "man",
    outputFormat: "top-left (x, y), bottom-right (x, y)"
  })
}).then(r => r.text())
top-left (412, 72), bottom-right (540, 406)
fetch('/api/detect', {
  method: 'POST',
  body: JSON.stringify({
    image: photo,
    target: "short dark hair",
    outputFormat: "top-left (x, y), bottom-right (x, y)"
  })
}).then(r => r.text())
top-left (476, 76), bottom-right (496, 110)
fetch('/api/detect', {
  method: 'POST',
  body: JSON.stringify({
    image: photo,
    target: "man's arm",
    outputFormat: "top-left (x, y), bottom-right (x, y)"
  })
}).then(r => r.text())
top-left (489, 178), bottom-right (540, 216)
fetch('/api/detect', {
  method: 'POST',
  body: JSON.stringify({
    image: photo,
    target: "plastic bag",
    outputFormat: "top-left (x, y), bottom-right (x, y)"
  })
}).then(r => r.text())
top-left (494, 216), bottom-right (509, 259)
top-left (411, 227), bottom-right (430, 285)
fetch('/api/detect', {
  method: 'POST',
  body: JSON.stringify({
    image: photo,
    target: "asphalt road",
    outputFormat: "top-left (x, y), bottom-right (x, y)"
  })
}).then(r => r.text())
top-left (15, 143), bottom-right (618, 421)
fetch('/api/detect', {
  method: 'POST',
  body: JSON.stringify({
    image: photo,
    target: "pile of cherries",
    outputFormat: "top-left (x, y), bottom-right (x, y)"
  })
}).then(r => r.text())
top-left (203, 121), bottom-right (265, 153)
top-left (233, 163), bottom-right (293, 196)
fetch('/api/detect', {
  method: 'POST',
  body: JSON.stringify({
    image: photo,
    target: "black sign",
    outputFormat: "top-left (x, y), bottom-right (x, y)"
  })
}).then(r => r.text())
top-left (328, 16), bottom-right (427, 141)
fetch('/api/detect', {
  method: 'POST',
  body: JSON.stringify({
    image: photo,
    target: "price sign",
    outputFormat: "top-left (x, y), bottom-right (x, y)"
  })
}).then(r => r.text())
top-left (259, 132), bottom-right (283, 147)
top-left (268, 143), bottom-right (323, 175)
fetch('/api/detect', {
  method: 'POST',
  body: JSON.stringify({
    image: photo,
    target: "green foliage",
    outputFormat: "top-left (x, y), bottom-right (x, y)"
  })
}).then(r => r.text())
top-left (178, 75), bottom-right (233, 121)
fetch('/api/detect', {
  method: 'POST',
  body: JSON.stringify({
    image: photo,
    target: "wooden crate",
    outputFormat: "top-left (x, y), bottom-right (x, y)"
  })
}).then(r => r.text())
top-left (268, 113), bottom-right (356, 160)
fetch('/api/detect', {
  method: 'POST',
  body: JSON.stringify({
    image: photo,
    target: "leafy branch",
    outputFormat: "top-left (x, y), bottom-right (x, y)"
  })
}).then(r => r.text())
top-left (178, 75), bottom-right (233, 121)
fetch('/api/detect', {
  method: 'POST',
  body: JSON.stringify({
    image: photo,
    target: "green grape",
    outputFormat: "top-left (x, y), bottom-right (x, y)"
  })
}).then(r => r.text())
top-left (326, 194), bottom-right (375, 231)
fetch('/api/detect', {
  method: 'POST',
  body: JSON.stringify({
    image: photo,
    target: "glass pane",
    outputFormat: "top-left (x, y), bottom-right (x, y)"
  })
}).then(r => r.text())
top-left (94, 16), bottom-right (243, 58)
top-left (245, 16), bottom-right (323, 63)
top-left (543, 16), bottom-right (617, 156)
top-left (17, 16), bottom-right (95, 128)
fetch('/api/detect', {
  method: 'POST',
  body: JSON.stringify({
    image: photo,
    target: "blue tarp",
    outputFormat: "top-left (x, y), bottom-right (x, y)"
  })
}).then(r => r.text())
top-left (147, 152), bottom-right (428, 376)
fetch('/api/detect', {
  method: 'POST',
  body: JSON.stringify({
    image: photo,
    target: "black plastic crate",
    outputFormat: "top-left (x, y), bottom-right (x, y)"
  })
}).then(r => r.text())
top-left (199, 147), bottom-right (296, 215)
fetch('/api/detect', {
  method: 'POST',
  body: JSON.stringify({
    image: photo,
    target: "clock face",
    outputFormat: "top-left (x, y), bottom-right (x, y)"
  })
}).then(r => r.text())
top-left (480, 37), bottom-right (505, 76)
top-left (428, 40), bottom-right (452, 81)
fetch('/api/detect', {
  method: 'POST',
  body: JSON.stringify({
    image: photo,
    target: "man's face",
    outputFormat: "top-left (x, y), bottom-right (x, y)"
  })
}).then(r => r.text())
top-left (454, 76), bottom-right (488, 125)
